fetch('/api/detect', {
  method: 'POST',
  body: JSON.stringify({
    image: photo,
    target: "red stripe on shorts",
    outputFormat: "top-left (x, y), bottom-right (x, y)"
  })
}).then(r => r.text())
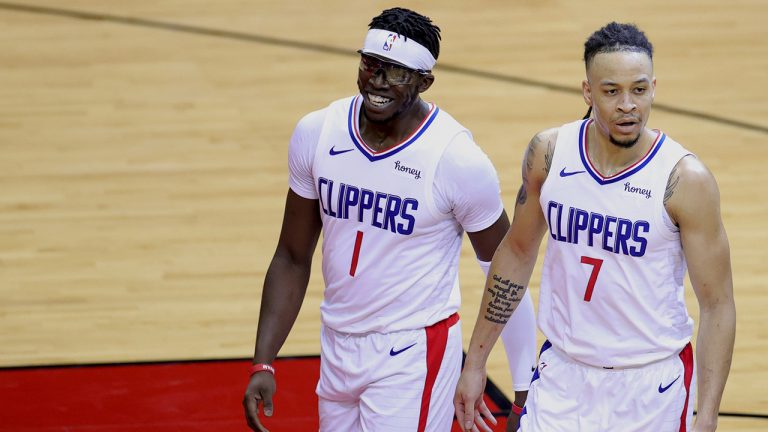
top-left (417, 312), bottom-right (459, 432)
top-left (678, 342), bottom-right (694, 432)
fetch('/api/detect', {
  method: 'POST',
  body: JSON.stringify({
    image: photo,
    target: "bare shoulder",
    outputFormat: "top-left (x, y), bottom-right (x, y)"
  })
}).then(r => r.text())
top-left (536, 127), bottom-right (559, 143)
top-left (665, 155), bottom-right (721, 227)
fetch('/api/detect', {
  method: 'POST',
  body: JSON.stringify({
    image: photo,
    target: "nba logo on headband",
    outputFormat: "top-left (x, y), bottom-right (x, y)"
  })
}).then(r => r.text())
top-left (383, 33), bottom-right (398, 51)
top-left (362, 29), bottom-right (437, 71)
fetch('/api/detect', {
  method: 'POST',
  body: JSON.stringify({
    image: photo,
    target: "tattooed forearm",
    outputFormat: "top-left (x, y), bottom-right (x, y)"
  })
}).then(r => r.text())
top-left (664, 165), bottom-right (681, 205)
top-left (484, 274), bottom-right (525, 324)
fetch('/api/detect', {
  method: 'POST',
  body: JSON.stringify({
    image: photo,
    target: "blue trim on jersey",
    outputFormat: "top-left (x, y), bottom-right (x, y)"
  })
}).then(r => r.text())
top-left (346, 97), bottom-right (358, 154)
top-left (522, 340), bottom-right (552, 428)
top-left (530, 340), bottom-right (552, 384)
top-left (578, 119), bottom-right (667, 185)
top-left (346, 96), bottom-right (440, 162)
top-left (540, 339), bottom-right (552, 354)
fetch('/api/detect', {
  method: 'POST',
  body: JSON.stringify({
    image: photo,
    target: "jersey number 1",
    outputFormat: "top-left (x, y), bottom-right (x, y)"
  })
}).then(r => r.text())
top-left (349, 231), bottom-right (364, 276)
top-left (580, 256), bottom-right (603, 302)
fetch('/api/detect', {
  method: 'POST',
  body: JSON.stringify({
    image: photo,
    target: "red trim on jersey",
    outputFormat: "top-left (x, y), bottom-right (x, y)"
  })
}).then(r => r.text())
top-left (678, 342), bottom-right (694, 432)
top-left (582, 119), bottom-right (663, 180)
top-left (351, 95), bottom-right (436, 156)
top-left (417, 313), bottom-right (459, 432)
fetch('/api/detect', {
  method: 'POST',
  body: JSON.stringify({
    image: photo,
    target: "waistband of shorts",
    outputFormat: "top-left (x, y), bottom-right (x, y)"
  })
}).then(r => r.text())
top-left (546, 340), bottom-right (692, 371)
top-left (427, 312), bottom-right (460, 329)
top-left (323, 312), bottom-right (459, 337)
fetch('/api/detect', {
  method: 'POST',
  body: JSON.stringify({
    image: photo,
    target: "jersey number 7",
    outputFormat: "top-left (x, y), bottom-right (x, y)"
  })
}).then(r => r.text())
top-left (580, 256), bottom-right (604, 302)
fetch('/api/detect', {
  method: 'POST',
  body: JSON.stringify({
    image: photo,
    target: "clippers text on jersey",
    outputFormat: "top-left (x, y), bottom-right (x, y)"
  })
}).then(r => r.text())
top-left (318, 177), bottom-right (418, 235)
top-left (546, 200), bottom-right (649, 257)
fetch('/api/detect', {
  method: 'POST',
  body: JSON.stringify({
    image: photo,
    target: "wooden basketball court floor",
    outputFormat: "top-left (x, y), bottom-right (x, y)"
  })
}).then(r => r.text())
top-left (0, 1), bottom-right (765, 429)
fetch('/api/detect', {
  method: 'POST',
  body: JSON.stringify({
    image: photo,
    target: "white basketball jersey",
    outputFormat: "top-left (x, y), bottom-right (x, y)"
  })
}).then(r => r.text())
top-left (294, 95), bottom-right (500, 334)
top-left (538, 119), bottom-right (694, 367)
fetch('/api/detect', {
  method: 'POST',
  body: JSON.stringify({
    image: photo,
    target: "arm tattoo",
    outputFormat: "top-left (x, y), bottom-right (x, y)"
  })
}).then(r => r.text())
top-left (517, 135), bottom-right (539, 205)
top-left (484, 274), bottom-right (525, 324)
top-left (524, 136), bottom-right (536, 172)
top-left (544, 139), bottom-right (555, 175)
top-left (664, 165), bottom-right (681, 205)
top-left (516, 184), bottom-right (527, 205)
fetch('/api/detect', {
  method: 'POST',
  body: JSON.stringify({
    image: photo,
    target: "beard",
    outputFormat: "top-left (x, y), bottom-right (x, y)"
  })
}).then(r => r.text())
top-left (609, 132), bottom-right (641, 148)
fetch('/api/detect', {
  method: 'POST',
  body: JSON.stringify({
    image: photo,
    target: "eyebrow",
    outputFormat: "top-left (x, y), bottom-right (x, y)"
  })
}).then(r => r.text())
top-left (600, 78), bottom-right (651, 86)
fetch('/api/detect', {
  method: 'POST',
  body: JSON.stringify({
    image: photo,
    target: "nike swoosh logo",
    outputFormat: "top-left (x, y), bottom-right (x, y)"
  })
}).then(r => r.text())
top-left (389, 343), bottom-right (417, 356)
top-left (658, 375), bottom-right (680, 393)
top-left (559, 167), bottom-right (586, 177)
top-left (329, 146), bottom-right (354, 156)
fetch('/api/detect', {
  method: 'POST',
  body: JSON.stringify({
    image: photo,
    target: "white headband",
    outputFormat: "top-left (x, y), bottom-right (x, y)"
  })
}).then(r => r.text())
top-left (360, 29), bottom-right (437, 71)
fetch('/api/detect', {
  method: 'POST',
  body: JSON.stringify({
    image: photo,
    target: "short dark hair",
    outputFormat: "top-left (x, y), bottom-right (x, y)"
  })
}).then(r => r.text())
top-left (584, 22), bottom-right (653, 68)
top-left (368, 7), bottom-right (441, 59)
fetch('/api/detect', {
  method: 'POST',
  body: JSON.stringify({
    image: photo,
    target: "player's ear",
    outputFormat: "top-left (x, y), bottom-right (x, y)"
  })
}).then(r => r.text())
top-left (417, 73), bottom-right (434, 93)
top-left (582, 79), bottom-right (593, 106)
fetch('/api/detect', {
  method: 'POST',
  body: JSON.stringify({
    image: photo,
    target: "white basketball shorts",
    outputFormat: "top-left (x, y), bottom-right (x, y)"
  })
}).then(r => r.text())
top-left (316, 313), bottom-right (461, 432)
top-left (519, 340), bottom-right (695, 432)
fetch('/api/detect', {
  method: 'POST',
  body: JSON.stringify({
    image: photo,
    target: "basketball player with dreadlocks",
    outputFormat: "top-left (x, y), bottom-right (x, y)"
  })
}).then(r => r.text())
top-left (243, 8), bottom-right (536, 431)
top-left (455, 22), bottom-right (735, 432)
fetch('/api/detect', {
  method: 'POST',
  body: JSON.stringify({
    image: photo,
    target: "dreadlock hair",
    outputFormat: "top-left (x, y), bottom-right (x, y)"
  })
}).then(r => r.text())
top-left (582, 22), bottom-right (653, 119)
top-left (583, 22), bottom-right (653, 69)
top-left (368, 7), bottom-right (441, 60)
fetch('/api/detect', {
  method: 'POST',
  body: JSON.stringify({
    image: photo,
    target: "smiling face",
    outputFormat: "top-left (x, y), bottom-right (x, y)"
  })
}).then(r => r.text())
top-left (582, 50), bottom-right (656, 148)
top-left (356, 53), bottom-right (434, 124)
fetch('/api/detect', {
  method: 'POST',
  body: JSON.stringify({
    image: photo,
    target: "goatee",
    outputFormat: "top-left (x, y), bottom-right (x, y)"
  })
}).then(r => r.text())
top-left (610, 133), bottom-right (641, 148)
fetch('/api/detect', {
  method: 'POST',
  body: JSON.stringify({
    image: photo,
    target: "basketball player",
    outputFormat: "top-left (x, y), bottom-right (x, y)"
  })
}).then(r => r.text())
top-left (243, 8), bottom-right (536, 432)
top-left (455, 22), bottom-right (735, 432)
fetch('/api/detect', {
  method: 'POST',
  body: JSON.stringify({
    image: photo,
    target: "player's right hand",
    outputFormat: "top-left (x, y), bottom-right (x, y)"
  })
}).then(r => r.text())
top-left (243, 372), bottom-right (276, 432)
top-left (454, 367), bottom-right (496, 432)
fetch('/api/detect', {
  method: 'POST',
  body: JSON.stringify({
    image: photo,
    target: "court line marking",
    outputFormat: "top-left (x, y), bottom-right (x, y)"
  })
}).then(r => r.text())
top-left (0, 2), bottom-right (765, 135)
